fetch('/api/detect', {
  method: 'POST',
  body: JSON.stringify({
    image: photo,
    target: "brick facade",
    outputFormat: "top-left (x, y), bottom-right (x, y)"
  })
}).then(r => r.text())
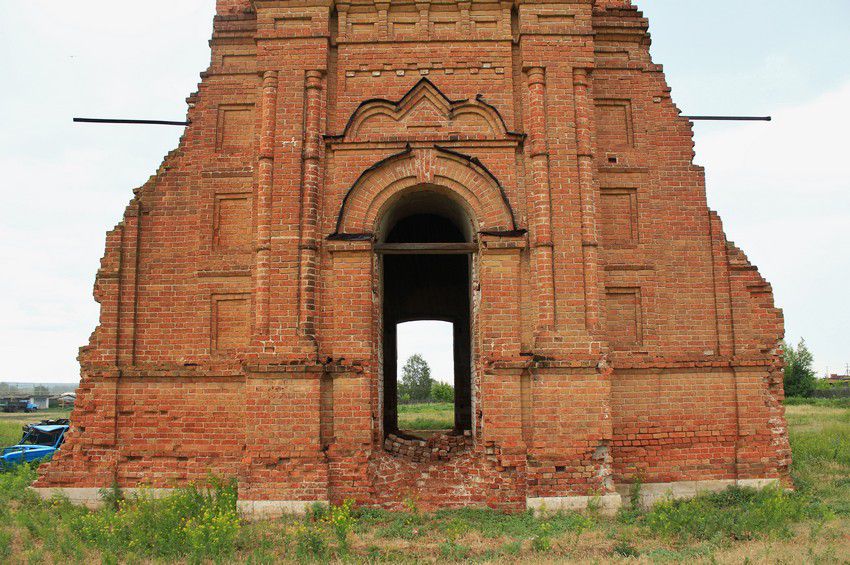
top-left (36, 0), bottom-right (791, 512)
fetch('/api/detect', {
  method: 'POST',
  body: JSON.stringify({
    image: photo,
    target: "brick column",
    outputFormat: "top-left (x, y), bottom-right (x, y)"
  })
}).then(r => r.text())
top-left (116, 202), bottom-right (141, 365)
top-left (734, 367), bottom-right (787, 481)
top-left (33, 373), bottom-right (120, 488)
top-left (479, 243), bottom-right (524, 358)
top-left (525, 67), bottom-right (556, 345)
top-left (239, 368), bottom-right (329, 514)
top-left (478, 243), bottom-right (526, 457)
top-left (573, 68), bottom-right (601, 334)
top-left (254, 70), bottom-right (278, 339)
top-left (298, 71), bottom-right (324, 352)
top-left (105, 203), bottom-right (139, 368)
top-left (336, 2), bottom-right (350, 39)
top-left (416, 1), bottom-right (430, 38)
top-left (459, 2), bottom-right (471, 36)
top-left (376, 2), bottom-right (390, 40)
top-left (708, 211), bottom-right (734, 356)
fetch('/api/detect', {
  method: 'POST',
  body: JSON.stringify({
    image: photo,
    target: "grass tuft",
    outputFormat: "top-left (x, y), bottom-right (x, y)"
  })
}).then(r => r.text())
top-left (643, 485), bottom-right (828, 541)
top-left (433, 507), bottom-right (594, 539)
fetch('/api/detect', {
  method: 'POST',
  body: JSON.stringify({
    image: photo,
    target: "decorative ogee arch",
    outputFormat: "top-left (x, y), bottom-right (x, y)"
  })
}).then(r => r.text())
top-left (327, 78), bottom-right (524, 143)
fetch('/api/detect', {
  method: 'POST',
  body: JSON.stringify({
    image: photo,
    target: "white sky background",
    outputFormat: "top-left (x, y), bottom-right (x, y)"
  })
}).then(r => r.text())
top-left (398, 321), bottom-right (454, 384)
top-left (0, 1), bottom-right (847, 383)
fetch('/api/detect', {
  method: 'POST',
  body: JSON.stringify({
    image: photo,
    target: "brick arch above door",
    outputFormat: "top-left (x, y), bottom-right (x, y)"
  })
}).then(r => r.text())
top-left (330, 145), bottom-right (520, 238)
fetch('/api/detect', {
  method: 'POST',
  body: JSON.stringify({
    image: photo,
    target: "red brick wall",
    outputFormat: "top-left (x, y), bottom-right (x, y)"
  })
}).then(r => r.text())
top-left (612, 370), bottom-right (738, 483)
top-left (216, 0), bottom-right (252, 16)
top-left (36, 0), bottom-right (790, 506)
top-left (115, 378), bottom-right (245, 485)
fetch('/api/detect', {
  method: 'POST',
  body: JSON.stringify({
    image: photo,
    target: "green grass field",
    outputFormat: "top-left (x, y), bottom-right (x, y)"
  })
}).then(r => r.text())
top-left (397, 402), bottom-right (454, 430)
top-left (0, 400), bottom-right (847, 563)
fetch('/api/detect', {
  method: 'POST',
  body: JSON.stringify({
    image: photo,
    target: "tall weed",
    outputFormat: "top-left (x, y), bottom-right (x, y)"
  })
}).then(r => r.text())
top-left (644, 485), bottom-right (827, 541)
top-left (74, 478), bottom-right (240, 560)
top-left (0, 463), bottom-right (38, 504)
top-left (291, 499), bottom-right (357, 560)
top-left (0, 529), bottom-right (11, 559)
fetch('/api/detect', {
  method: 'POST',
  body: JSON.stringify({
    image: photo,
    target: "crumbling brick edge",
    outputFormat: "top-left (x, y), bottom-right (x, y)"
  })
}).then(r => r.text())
top-left (31, 478), bottom-right (782, 518)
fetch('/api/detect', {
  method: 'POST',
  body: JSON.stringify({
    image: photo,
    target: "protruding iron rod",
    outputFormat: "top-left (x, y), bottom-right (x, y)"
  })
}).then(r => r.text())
top-left (683, 116), bottom-right (772, 122)
top-left (73, 117), bottom-right (189, 126)
top-left (73, 115), bottom-right (769, 126)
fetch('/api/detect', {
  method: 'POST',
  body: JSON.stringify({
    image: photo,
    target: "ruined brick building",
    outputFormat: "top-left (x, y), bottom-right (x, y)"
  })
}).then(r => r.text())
top-left (35, 0), bottom-right (791, 514)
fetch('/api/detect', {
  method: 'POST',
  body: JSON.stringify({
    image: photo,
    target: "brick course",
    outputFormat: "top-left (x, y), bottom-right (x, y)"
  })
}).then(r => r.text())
top-left (36, 0), bottom-right (791, 511)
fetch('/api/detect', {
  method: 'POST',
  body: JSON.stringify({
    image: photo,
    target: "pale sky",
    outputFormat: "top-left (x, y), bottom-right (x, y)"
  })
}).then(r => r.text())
top-left (0, 1), bottom-right (847, 383)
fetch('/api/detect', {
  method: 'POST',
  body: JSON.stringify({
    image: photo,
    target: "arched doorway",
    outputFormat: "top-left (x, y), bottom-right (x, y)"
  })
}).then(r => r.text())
top-left (378, 188), bottom-right (474, 438)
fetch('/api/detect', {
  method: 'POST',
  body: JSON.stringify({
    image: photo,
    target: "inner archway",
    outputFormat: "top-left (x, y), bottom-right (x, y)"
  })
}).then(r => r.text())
top-left (380, 189), bottom-right (473, 438)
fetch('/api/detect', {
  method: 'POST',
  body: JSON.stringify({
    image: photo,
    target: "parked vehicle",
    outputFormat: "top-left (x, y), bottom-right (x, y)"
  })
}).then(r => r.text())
top-left (1, 398), bottom-right (38, 413)
top-left (1, 419), bottom-right (69, 467)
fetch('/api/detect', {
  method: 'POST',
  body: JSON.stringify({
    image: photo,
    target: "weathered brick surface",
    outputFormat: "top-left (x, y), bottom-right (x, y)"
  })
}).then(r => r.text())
top-left (36, 0), bottom-right (790, 508)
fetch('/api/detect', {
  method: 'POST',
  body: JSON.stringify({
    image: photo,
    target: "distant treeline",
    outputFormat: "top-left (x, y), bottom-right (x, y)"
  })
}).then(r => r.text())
top-left (398, 354), bottom-right (454, 404)
top-left (0, 383), bottom-right (78, 396)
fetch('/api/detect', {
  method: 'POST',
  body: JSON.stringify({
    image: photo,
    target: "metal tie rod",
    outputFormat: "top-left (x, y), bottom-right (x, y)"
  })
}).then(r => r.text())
top-left (73, 116), bottom-right (769, 126)
top-left (683, 116), bottom-right (771, 122)
top-left (73, 117), bottom-right (189, 126)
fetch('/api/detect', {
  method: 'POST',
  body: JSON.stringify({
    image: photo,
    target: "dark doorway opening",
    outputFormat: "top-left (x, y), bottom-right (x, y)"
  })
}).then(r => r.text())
top-left (381, 191), bottom-right (472, 438)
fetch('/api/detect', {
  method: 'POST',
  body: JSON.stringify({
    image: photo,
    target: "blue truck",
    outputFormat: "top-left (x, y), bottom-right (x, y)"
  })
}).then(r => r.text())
top-left (1, 419), bottom-right (69, 467)
top-left (1, 398), bottom-right (39, 413)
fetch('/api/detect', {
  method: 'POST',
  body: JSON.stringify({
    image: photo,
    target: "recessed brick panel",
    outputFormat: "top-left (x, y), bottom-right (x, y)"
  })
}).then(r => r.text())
top-left (216, 104), bottom-right (254, 151)
top-left (220, 53), bottom-right (254, 68)
top-left (213, 193), bottom-right (251, 251)
top-left (606, 287), bottom-right (642, 349)
top-left (600, 188), bottom-right (638, 246)
top-left (211, 294), bottom-right (250, 350)
top-left (595, 99), bottom-right (633, 150)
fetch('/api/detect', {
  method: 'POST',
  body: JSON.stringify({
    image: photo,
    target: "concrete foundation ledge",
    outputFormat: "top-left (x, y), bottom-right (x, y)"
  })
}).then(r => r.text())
top-left (237, 499), bottom-right (329, 519)
top-left (527, 493), bottom-right (622, 516)
top-left (615, 478), bottom-right (782, 509)
top-left (32, 488), bottom-right (328, 519)
top-left (30, 487), bottom-right (178, 509)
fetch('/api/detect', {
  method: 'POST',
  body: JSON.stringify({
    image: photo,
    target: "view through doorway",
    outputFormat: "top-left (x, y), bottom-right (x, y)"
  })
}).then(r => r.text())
top-left (396, 320), bottom-right (455, 436)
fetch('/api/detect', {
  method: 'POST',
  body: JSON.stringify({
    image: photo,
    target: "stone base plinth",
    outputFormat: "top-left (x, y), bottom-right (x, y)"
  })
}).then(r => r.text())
top-left (31, 487), bottom-right (178, 509)
top-left (527, 493), bottom-right (623, 516)
top-left (615, 478), bottom-right (781, 509)
top-left (237, 499), bottom-right (328, 519)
